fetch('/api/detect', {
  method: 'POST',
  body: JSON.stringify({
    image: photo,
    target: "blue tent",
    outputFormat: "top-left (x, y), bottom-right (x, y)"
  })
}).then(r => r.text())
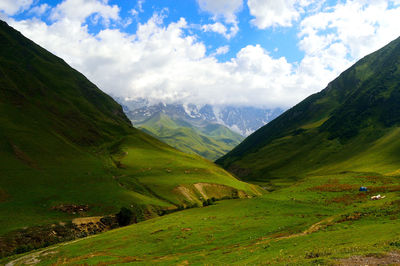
top-left (359, 186), bottom-right (368, 192)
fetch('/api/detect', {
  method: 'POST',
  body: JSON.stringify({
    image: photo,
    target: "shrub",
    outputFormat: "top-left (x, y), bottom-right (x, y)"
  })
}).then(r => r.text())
top-left (116, 207), bottom-right (134, 226)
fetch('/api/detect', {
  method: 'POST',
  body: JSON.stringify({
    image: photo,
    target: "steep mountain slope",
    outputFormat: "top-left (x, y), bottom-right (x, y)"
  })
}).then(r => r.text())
top-left (217, 36), bottom-right (400, 184)
top-left (134, 112), bottom-right (243, 161)
top-left (0, 19), bottom-right (260, 242)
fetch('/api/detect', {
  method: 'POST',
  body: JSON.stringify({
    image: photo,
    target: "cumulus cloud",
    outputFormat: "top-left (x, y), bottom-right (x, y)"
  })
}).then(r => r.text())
top-left (202, 22), bottom-right (226, 35)
top-left (201, 22), bottom-right (238, 39)
top-left (213, 45), bottom-right (230, 56)
top-left (3, 0), bottom-right (400, 109)
top-left (50, 0), bottom-right (120, 24)
top-left (28, 4), bottom-right (50, 17)
top-left (248, 0), bottom-right (301, 29)
top-left (197, 0), bottom-right (241, 39)
top-left (0, 0), bottom-right (33, 15)
top-left (196, 0), bottom-right (242, 23)
top-left (298, 0), bottom-right (400, 84)
top-left (246, 0), bottom-right (322, 29)
top-left (8, 8), bottom-right (303, 108)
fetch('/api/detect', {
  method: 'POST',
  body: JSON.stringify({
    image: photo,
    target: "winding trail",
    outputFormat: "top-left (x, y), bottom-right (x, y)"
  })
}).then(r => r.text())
top-left (257, 216), bottom-right (336, 244)
top-left (4, 215), bottom-right (339, 265)
top-left (5, 235), bottom-right (97, 266)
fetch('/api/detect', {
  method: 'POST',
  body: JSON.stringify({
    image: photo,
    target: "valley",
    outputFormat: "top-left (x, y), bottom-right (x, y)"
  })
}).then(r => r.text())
top-left (115, 100), bottom-right (282, 161)
top-left (1, 1), bottom-right (400, 264)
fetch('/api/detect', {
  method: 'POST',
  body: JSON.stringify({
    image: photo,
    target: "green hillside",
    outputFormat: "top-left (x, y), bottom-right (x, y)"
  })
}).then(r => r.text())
top-left (6, 171), bottom-right (400, 265)
top-left (0, 19), bottom-right (260, 251)
top-left (2, 21), bottom-right (400, 266)
top-left (7, 35), bottom-right (399, 266)
top-left (217, 36), bottom-right (400, 186)
top-left (135, 112), bottom-right (244, 161)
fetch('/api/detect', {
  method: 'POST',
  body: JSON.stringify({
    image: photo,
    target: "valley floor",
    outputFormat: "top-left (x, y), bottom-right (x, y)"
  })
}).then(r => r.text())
top-left (3, 172), bottom-right (400, 265)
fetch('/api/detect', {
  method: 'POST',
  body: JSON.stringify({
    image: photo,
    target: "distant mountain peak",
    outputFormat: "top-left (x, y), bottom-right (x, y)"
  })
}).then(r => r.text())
top-left (113, 98), bottom-right (283, 137)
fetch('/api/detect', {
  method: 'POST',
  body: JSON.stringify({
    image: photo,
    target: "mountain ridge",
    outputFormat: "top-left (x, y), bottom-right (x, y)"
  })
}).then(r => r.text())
top-left (134, 112), bottom-right (244, 160)
top-left (115, 98), bottom-right (283, 136)
top-left (216, 35), bottom-right (400, 184)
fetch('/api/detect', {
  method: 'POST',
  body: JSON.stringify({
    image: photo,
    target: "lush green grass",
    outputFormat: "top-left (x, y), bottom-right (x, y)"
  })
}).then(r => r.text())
top-left (0, 127), bottom-right (258, 236)
top-left (6, 171), bottom-right (398, 265)
top-left (217, 36), bottom-right (400, 186)
top-left (133, 112), bottom-right (244, 161)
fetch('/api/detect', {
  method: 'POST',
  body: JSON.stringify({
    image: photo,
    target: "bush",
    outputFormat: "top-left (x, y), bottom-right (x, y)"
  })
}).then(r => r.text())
top-left (116, 207), bottom-right (134, 226)
top-left (202, 198), bottom-right (215, 207)
top-left (14, 244), bottom-right (33, 254)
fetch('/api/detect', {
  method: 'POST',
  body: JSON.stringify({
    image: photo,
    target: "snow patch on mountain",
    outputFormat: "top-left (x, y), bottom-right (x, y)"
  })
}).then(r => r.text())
top-left (113, 97), bottom-right (284, 136)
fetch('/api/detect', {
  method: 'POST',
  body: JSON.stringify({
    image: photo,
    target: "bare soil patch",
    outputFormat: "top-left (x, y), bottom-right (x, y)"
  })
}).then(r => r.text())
top-left (337, 252), bottom-right (400, 265)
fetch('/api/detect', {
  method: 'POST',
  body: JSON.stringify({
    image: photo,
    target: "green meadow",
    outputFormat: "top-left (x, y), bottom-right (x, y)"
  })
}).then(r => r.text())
top-left (4, 171), bottom-right (399, 265)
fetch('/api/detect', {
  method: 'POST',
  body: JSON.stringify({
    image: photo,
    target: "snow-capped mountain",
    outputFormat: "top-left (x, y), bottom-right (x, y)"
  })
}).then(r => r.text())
top-left (212, 106), bottom-right (283, 136)
top-left (114, 97), bottom-right (283, 136)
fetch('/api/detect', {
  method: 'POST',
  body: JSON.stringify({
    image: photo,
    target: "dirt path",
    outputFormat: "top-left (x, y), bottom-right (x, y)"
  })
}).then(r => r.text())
top-left (6, 214), bottom-right (396, 265)
top-left (6, 215), bottom-right (332, 265)
top-left (5, 235), bottom-right (97, 266)
top-left (254, 215), bottom-right (336, 245)
top-left (337, 252), bottom-right (400, 265)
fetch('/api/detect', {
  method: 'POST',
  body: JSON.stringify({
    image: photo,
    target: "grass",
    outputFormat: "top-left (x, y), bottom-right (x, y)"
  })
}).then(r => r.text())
top-left (133, 113), bottom-right (244, 161)
top-left (222, 125), bottom-right (400, 190)
top-left (0, 20), bottom-right (257, 240)
top-left (217, 36), bottom-right (400, 186)
top-left (2, 18), bottom-right (400, 265)
top-left (0, 128), bottom-right (257, 237)
top-left (5, 171), bottom-right (398, 265)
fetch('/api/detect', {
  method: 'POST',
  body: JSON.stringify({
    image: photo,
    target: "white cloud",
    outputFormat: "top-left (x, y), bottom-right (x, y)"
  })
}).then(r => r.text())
top-left (202, 22), bottom-right (226, 35)
top-left (130, 9), bottom-right (138, 17)
top-left (137, 0), bottom-right (145, 12)
top-left (247, 0), bottom-right (301, 29)
top-left (0, 0), bottom-right (33, 15)
top-left (201, 22), bottom-right (238, 39)
top-left (4, 0), bottom-right (400, 109)
top-left (211, 45), bottom-right (229, 56)
top-left (8, 10), bottom-right (304, 108)
top-left (28, 4), bottom-right (50, 16)
top-left (50, 0), bottom-right (120, 25)
top-left (298, 0), bottom-right (400, 84)
top-left (196, 0), bottom-right (242, 23)
top-left (197, 0), bottom-right (241, 39)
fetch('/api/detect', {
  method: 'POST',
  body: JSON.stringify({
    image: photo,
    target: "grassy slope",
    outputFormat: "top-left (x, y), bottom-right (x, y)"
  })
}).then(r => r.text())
top-left (7, 171), bottom-right (399, 265)
top-left (135, 112), bottom-right (244, 161)
top-left (2, 21), bottom-right (400, 266)
top-left (0, 21), bottom-right (258, 236)
top-left (216, 36), bottom-right (400, 186)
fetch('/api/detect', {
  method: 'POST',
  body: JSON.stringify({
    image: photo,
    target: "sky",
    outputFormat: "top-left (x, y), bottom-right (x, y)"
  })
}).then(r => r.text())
top-left (1, 0), bottom-right (400, 108)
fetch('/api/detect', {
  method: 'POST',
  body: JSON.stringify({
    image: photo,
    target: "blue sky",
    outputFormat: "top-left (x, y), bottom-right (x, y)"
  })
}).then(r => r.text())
top-left (1, 0), bottom-right (400, 108)
top-left (9, 0), bottom-right (321, 62)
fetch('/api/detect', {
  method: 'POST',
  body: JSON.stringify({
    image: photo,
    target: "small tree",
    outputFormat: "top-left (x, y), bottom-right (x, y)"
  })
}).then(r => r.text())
top-left (116, 207), bottom-right (134, 226)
